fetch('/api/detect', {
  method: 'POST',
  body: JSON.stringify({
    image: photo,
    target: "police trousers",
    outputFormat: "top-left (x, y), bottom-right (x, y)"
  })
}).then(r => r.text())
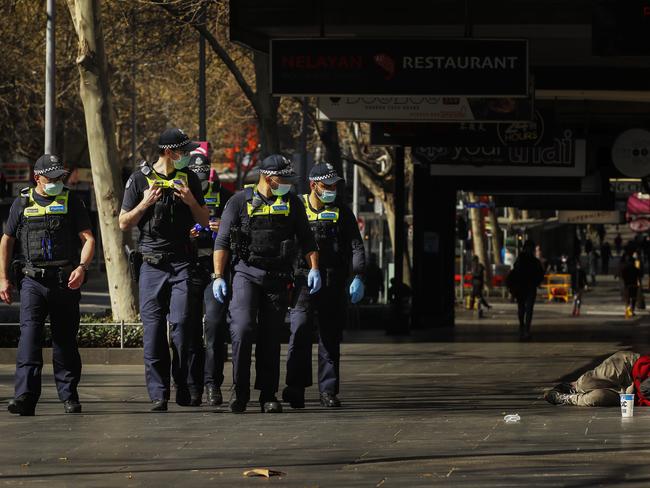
top-left (286, 273), bottom-right (347, 395)
top-left (228, 268), bottom-right (289, 396)
top-left (187, 263), bottom-right (229, 396)
top-left (139, 261), bottom-right (190, 401)
top-left (15, 276), bottom-right (81, 402)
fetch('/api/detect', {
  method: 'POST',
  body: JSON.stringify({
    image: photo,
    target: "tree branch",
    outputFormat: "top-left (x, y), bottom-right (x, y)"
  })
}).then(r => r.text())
top-left (151, 1), bottom-right (261, 117)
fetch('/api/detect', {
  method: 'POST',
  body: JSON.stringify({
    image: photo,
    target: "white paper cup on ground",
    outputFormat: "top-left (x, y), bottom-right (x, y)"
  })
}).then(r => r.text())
top-left (620, 393), bottom-right (635, 418)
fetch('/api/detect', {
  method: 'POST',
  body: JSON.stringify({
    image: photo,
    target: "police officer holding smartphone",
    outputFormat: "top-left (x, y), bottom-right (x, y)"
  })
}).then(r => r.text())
top-left (119, 128), bottom-right (208, 411)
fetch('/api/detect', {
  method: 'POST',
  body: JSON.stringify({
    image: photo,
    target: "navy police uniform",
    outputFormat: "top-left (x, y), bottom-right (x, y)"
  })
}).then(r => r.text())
top-left (5, 155), bottom-right (92, 414)
top-left (285, 164), bottom-right (366, 406)
top-left (186, 154), bottom-right (232, 405)
top-left (120, 129), bottom-right (204, 406)
top-left (214, 155), bottom-right (317, 411)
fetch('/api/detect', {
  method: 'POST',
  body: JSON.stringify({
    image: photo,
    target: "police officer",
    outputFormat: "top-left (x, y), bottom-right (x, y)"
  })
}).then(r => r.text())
top-left (0, 154), bottom-right (95, 416)
top-left (119, 128), bottom-right (209, 411)
top-left (212, 154), bottom-right (320, 413)
top-left (186, 150), bottom-right (232, 406)
top-left (283, 163), bottom-right (365, 409)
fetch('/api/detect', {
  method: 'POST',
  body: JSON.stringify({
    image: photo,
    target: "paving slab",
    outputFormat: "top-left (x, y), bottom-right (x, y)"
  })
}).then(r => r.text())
top-left (0, 275), bottom-right (649, 486)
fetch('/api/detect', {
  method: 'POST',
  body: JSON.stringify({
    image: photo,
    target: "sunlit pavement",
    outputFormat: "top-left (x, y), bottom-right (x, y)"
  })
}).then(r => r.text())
top-left (1, 275), bottom-right (650, 486)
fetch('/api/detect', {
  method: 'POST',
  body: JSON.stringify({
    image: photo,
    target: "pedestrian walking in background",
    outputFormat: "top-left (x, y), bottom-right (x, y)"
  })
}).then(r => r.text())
top-left (470, 255), bottom-right (490, 318)
top-left (600, 241), bottom-right (611, 275)
top-left (506, 240), bottom-right (545, 341)
top-left (364, 254), bottom-right (384, 304)
top-left (588, 249), bottom-right (599, 287)
top-left (621, 254), bottom-right (641, 318)
top-left (615, 233), bottom-right (623, 256)
top-left (570, 257), bottom-right (587, 317)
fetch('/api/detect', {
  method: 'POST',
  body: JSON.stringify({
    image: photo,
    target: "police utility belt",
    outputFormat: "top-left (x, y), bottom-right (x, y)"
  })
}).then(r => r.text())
top-left (141, 251), bottom-right (187, 265)
top-left (22, 263), bottom-right (74, 281)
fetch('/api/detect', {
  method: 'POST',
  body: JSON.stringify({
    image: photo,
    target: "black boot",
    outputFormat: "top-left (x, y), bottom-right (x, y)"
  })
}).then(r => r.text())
top-left (206, 385), bottom-right (223, 406)
top-left (7, 395), bottom-right (36, 416)
top-left (150, 400), bottom-right (168, 412)
top-left (175, 387), bottom-right (192, 407)
top-left (282, 386), bottom-right (305, 409)
top-left (63, 399), bottom-right (82, 414)
top-left (259, 392), bottom-right (283, 413)
top-left (320, 392), bottom-right (341, 408)
top-left (229, 388), bottom-right (249, 414)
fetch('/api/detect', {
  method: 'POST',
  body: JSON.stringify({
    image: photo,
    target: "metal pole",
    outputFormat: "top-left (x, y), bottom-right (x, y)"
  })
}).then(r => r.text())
top-left (44, 0), bottom-right (56, 154)
top-left (352, 162), bottom-right (359, 217)
top-left (130, 6), bottom-right (137, 170)
top-left (298, 98), bottom-right (308, 194)
top-left (120, 320), bottom-right (125, 349)
top-left (459, 240), bottom-right (465, 302)
top-left (198, 6), bottom-right (207, 140)
top-left (390, 146), bottom-right (406, 333)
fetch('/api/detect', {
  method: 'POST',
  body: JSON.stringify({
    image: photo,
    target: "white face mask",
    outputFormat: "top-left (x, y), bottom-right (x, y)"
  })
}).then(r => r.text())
top-left (316, 188), bottom-right (337, 203)
top-left (171, 151), bottom-right (190, 170)
top-left (271, 183), bottom-right (292, 196)
top-left (44, 181), bottom-right (64, 196)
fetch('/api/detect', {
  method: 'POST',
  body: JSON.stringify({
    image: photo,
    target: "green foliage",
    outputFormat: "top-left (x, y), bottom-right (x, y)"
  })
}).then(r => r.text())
top-left (0, 319), bottom-right (143, 348)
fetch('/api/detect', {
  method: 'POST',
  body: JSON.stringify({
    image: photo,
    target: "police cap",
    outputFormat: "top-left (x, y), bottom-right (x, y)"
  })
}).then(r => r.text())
top-left (33, 154), bottom-right (69, 179)
top-left (158, 128), bottom-right (200, 153)
top-left (259, 154), bottom-right (297, 179)
top-left (309, 162), bottom-right (343, 185)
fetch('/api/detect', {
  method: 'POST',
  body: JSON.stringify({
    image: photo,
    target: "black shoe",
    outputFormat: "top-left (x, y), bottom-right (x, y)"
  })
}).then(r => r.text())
top-left (320, 392), bottom-right (341, 408)
top-left (260, 395), bottom-right (283, 413)
top-left (63, 400), bottom-right (82, 414)
top-left (189, 395), bottom-right (202, 407)
top-left (519, 331), bottom-right (532, 341)
top-left (7, 395), bottom-right (36, 416)
top-left (151, 400), bottom-right (168, 412)
top-left (206, 386), bottom-right (223, 406)
top-left (175, 387), bottom-right (192, 407)
top-left (282, 386), bottom-right (305, 409)
top-left (229, 389), bottom-right (249, 414)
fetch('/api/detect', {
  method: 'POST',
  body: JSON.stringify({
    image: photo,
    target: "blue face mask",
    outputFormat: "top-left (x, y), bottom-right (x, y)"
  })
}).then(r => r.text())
top-left (44, 181), bottom-right (64, 196)
top-left (317, 189), bottom-right (337, 203)
top-left (271, 183), bottom-right (292, 196)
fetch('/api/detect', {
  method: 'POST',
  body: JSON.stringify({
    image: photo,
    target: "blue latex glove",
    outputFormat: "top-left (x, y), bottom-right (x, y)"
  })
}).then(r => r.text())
top-left (212, 278), bottom-right (228, 303)
top-left (307, 269), bottom-right (322, 294)
top-left (349, 276), bottom-right (365, 304)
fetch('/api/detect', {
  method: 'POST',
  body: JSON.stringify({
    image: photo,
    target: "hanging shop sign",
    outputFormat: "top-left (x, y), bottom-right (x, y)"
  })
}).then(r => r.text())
top-left (407, 109), bottom-right (586, 177)
top-left (370, 109), bottom-right (554, 146)
top-left (557, 210), bottom-right (623, 224)
top-left (611, 129), bottom-right (650, 178)
top-left (271, 38), bottom-right (529, 97)
top-left (316, 95), bottom-right (534, 123)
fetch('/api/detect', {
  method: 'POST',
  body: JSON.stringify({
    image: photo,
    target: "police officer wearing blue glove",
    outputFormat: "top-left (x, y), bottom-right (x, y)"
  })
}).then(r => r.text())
top-left (283, 163), bottom-right (366, 409)
top-left (0, 154), bottom-right (95, 416)
top-left (186, 151), bottom-right (232, 406)
top-left (212, 154), bottom-right (319, 413)
top-left (119, 128), bottom-right (209, 412)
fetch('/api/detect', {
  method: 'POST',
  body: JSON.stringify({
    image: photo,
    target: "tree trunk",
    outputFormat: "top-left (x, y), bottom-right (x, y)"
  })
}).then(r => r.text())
top-left (468, 192), bottom-right (491, 286)
top-left (253, 51), bottom-right (280, 156)
top-left (66, 0), bottom-right (138, 321)
top-left (488, 197), bottom-right (502, 266)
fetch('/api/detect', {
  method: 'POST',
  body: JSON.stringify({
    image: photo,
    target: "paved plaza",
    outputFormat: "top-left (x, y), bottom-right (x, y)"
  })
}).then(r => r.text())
top-left (1, 279), bottom-right (650, 486)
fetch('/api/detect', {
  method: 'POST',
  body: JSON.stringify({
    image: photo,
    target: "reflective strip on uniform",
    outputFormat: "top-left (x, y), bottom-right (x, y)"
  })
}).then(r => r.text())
top-left (23, 189), bottom-right (70, 217)
top-left (301, 194), bottom-right (339, 222)
top-left (146, 171), bottom-right (189, 189)
top-left (246, 184), bottom-right (291, 217)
